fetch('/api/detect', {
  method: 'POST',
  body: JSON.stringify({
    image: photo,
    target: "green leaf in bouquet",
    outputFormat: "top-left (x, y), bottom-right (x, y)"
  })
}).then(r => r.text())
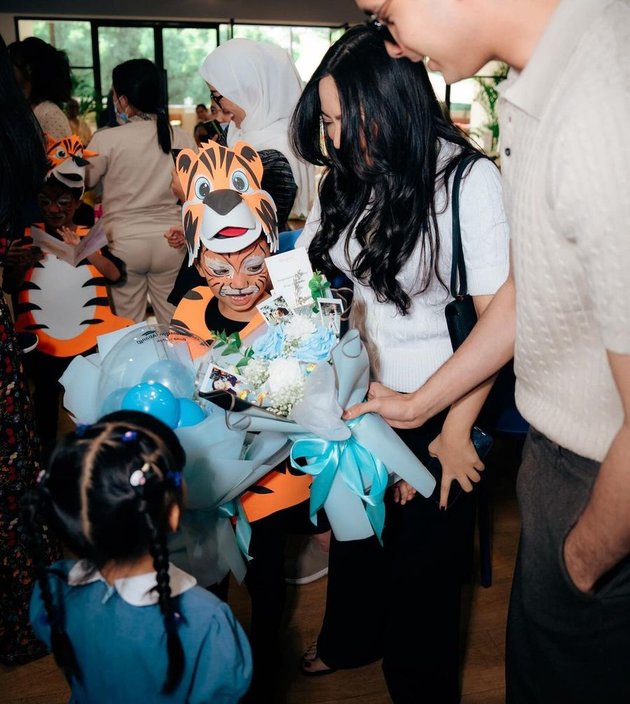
top-left (219, 332), bottom-right (243, 356)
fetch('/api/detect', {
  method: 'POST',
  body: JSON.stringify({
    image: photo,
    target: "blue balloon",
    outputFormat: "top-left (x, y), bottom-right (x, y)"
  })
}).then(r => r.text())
top-left (100, 387), bottom-right (130, 416)
top-left (121, 382), bottom-right (180, 429)
top-left (141, 359), bottom-right (195, 398)
top-left (177, 398), bottom-right (206, 427)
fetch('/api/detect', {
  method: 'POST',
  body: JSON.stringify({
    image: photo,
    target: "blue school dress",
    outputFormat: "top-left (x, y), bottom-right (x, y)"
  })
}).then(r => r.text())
top-left (30, 560), bottom-right (252, 703)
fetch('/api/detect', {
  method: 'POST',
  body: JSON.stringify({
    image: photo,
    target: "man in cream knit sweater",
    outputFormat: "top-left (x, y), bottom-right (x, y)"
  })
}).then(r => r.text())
top-left (347, 0), bottom-right (630, 701)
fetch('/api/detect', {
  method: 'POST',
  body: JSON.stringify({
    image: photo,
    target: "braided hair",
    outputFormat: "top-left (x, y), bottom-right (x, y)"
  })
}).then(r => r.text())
top-left (23, 410), bottom-right (186, 693)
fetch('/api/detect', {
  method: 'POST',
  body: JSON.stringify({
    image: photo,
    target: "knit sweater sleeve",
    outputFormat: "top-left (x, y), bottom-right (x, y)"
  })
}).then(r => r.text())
top-left (551, 13), bottom-right (630, 354)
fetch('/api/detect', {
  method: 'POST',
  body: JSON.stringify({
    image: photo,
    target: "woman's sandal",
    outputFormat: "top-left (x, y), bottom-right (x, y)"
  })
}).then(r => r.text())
top-left (300, 641), bottom-right (337, 677)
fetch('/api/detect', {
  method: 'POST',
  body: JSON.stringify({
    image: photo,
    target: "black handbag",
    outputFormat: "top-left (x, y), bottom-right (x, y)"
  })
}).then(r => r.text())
top-left (444, 153), bottom-right (485, 351)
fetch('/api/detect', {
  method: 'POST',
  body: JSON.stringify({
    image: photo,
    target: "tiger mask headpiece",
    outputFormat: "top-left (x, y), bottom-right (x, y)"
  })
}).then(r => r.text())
top-left (45, 134), bottom-right (97, 192)
top-left (176, 141), bottom-right (278, 264)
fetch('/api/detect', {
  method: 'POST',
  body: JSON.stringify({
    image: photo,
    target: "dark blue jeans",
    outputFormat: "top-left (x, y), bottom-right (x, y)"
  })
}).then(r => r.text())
top-left (507, 428), bottom-right (630, 703)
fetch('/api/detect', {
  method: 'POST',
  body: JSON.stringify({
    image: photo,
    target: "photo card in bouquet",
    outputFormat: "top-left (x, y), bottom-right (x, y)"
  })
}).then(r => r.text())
top-left (256, 293), bottom-right (294, 326)
top-left (199, 362), bottom-right (243, 394)
top-left (317, 297), bottom-right (343, 336)
top-left (264, 246), bottom-right (314, 308)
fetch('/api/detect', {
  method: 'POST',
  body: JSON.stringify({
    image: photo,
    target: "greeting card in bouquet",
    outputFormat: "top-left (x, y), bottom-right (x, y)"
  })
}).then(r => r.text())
top-left (264, 246), bottom-right (314, 308)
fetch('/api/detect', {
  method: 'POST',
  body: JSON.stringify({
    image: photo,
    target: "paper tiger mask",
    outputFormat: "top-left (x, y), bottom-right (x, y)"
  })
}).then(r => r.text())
top-left (45, 133), bottom-right (97, 191)
top-left (176, 141), bottom-right (278, 262)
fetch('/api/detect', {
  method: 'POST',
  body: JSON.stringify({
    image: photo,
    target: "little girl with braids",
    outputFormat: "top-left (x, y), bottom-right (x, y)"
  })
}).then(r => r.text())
top-left (24, 410), bottom-right (252, 703)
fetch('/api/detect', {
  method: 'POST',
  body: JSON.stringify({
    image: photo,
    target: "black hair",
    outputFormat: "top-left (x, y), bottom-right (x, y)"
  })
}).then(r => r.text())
top-left (196, 103), bottom-right (207, 110)
top-left (23, 410), bottom-right (186, 694)
top-left (0, 35), bottom-right (47, 238)
top-left (112, 59), bottom-right (172, 154)
top-left (8, 36), bottom-right (72, 106)
top-left (290, 25), bottom-right (481, 315)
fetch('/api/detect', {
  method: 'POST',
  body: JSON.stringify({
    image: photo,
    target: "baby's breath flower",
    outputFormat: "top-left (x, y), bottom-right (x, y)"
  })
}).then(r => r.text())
top-left (240, 358), bottom-right (269, 388)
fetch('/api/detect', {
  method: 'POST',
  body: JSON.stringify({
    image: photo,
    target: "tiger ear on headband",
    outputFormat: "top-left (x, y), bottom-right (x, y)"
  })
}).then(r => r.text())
top-left (176, 148), bottom-right (201, 202)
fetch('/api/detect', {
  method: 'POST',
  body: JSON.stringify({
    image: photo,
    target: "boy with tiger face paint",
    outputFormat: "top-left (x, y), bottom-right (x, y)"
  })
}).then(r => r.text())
top-left (195, 237), bottom-right (270, 321)
top-left (171, 141), bottom-right (330, 703)
top-left (172, 140), bottom-right (278, 339)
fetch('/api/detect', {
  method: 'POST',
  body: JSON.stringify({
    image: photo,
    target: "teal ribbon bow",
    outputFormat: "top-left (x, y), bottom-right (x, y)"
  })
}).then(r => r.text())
top-left (218, 499), bottom-right (253, 560)
top-left (290, 418), bottom-right (389, 543)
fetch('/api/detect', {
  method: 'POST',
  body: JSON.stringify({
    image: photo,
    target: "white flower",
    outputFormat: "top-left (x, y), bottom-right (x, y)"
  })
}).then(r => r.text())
top-left (284, 314), bottom-right (316, 341)
top-left (267, 357), bottom-right (303, 395)
top-left (240, 358), bottom-right (269, 388)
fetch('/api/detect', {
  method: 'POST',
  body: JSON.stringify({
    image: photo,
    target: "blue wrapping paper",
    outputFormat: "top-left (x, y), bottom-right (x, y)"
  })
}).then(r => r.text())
top-left (59, 323), bottom-right (297, 584)
top-left (227, 330), bottom-right (436, 541)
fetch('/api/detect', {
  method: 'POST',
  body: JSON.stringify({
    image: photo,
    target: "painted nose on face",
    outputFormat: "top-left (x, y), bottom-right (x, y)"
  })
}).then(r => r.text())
top-left (204, 189), bottom-right (242, 215)
top-left (232, 269), bottom-right (249, 290)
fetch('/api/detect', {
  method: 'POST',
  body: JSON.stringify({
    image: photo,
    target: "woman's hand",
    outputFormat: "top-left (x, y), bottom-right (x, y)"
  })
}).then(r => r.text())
top-left (392, 480), bottom-right (417, 506)
top-left (164, 226), bottom-right (186, 249)
top-left (428, 431), bottom-right (485, 509)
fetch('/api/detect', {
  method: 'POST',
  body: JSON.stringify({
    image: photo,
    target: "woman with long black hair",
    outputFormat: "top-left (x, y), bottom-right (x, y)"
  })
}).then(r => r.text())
top-left (86, 59), bottom-right (195, 325)
top-left (291, 25), bottom-right (509, 702)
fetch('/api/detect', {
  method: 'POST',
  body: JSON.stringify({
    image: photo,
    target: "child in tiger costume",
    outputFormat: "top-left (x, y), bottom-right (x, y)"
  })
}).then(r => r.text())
top-left (172, 140), bottom-right (330, 703)
top-left (2, 134), bottom-right (132, 459)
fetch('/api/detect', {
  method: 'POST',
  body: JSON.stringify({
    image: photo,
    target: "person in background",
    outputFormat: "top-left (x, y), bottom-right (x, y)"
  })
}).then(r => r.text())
top-left (347, 1), bottom-right (630, 702)
top-left (8, 36), bottom-right (71, 138)
top-left (291, 25), bottom-right (509, 700)
top-left (199, 38), bottom-right (315, 221)
top-left (25, 411), bottom-right (252, 703)
top-left (209, 97), bottom-right (231, 135)
top-left (66, 98), bottom-right (92, 146)
top-left (3, 136), bottom-right (131, 461)
top-left (195, 102), bottom-right (210, 121)
top-left (85, 58), bottom-right (196, 326)
top-left (165, 41), bottom-right (304, 311)
top-left (0, 33), bottom-right (61, 666)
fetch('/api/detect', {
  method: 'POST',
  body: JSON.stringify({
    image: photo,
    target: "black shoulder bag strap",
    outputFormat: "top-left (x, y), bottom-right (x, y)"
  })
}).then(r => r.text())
top-left (450, 152), bottom-right (485, 299)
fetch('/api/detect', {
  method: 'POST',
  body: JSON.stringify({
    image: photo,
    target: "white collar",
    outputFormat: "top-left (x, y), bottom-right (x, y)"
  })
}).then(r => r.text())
top-left (67, 559), bottom-right (197, 607)
top-left (499, 0), bottom-right (612, 119)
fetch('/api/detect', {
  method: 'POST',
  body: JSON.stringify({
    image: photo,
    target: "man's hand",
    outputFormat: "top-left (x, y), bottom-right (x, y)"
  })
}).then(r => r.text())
top-left (562, 351), bottom-right (630, 593)
top-left (344, 384), bottom-right (428, 429)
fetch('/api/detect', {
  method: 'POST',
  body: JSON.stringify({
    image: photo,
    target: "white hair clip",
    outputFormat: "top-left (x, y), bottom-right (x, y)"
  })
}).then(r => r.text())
top-left (129, 462), bottom-right (152, 488)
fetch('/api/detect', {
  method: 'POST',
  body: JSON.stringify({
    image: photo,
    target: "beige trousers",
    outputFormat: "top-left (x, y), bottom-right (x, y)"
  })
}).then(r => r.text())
top-left (109, 227), bottom-right (180, 326)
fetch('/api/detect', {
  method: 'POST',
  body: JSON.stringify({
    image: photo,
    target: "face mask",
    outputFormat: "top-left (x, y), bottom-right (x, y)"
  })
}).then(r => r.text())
top-left (115, 109), bottom-right (129, 126)
top-left (114, 96), bottom-right (129, 125)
